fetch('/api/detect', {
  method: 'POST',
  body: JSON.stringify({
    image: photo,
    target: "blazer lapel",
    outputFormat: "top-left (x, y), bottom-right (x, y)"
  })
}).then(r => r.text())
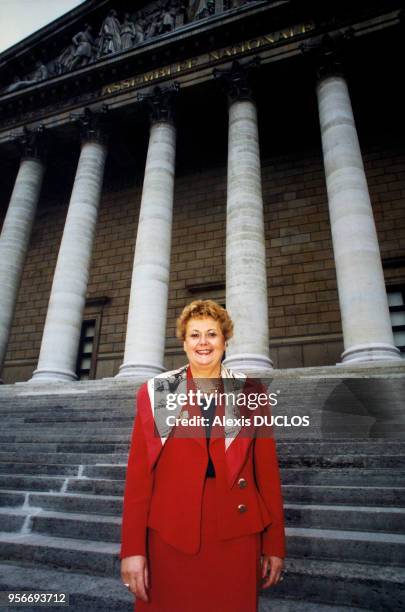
top-left (141, 363), bottom-right (260, 482)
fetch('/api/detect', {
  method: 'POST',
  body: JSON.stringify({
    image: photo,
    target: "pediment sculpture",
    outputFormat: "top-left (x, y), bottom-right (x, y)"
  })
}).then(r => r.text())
top-left (3, 0), bottom-right (261, 94)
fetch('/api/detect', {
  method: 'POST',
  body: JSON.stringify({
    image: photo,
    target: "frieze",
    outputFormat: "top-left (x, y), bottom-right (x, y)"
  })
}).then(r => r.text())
top-left (101, 21), bottom-right (315, 96)
top-left (0, 19), bottom-right (315, 132)
top-left (2, 0), bottom-right (265, 95)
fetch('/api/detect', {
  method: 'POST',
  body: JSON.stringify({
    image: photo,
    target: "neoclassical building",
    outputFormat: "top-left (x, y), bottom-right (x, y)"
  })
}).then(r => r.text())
top-left (0, 0), bottom-right (404, 384)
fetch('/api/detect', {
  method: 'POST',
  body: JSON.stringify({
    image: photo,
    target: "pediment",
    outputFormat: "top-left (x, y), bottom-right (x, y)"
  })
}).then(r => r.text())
top-left (0, 0), bottom-right (267, 96)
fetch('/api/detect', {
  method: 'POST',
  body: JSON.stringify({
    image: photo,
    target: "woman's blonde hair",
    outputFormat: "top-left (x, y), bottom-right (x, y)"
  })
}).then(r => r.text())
top-left (176, 300), bottom-right (234, 341)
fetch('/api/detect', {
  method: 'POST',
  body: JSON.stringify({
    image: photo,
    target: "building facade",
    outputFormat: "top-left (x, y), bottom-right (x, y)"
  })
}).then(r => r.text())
top-left (0, 0), bottom-right (404, 384)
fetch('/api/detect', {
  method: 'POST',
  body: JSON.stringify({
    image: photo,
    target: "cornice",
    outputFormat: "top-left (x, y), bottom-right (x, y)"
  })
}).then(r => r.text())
top-left (0, 6), bottom-right (401, 141)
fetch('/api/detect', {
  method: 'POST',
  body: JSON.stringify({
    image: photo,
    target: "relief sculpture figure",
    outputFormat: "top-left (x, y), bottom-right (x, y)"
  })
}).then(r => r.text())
top-left (98, 9), bottom-right (122, 56)
top-left (70, 25), bottom-right (94, 69)
top-left (121, 13), bottom-right (136, 50)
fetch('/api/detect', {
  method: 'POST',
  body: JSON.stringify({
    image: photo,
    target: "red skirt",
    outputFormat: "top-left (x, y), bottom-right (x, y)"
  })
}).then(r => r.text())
top-left (135, 478), bottom-right (262, 612)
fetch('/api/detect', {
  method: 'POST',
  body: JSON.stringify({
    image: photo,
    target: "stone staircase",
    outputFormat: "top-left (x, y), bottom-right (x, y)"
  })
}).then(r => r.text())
top-left (0, 369), bottom-right (404, 611)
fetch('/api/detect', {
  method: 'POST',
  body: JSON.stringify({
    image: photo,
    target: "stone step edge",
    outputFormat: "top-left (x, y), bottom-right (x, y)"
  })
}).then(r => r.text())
top-left (0, 489), bottom-right (122, 501)
top-left (1, 525), bottom-right (405, 551)
top-left (284, 503), bottom-right (405, 514)
top-left (2, 485), bottom-right (405, 502)
top-left (284, 484), bottom-right (405, 491)
top-left (284, 556), bottom-right (405, 582)
top-left (0, 462), bottom-right (127, 468)
top-left (3, 452), bottom-right (405, 459)
top-left (286, 527), bottom-right (405, 544)
top-left (0, 462), bottom-right (401, 473)
top-left (2, 484), bottom-right (405, 502)
top-left (0, 474), bottom-right (125, 483)
top-left (1, 547), bottom-right (405, 585)
top-left (0, 507), bottom-right (121, 524)
top-left (260, 598), bottom-right (365, 612)
top-left (0, 531), bottom-right (120, 553)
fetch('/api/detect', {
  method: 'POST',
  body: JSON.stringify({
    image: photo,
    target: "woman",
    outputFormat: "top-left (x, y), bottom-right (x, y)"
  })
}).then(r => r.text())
top-left (121, 300), bottom-right (285, 611)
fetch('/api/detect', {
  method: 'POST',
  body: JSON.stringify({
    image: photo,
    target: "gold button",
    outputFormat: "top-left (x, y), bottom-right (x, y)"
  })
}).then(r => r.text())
top-left (237, 504), bottom-right (247, 513)
top-left (238, 478), bottom-right (247, 489)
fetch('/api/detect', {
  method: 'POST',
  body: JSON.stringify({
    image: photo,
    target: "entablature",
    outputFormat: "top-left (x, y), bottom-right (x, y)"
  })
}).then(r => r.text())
top-left (0, 0), bottom-right (401, 144)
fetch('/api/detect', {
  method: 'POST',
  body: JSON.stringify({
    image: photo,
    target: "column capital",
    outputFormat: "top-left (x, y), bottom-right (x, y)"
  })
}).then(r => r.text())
top-left (137, 83), bottom-right (180, 124)
top-left (15, 125), bottom-right (46, 161)
top-left (213, 58), bottom-right (260, 104)
top-left (300, 29), bottom-right (354, 82)
top-left (71, 106), bottom-right (110, 145)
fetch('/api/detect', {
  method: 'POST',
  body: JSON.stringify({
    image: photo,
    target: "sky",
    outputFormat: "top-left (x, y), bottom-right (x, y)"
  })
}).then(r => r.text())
top-left (0, 0), bottom-right (86, 53)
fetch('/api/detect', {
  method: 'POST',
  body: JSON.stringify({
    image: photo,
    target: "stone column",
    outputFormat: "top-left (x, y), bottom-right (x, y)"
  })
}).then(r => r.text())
top-left (0, 127), bottom-right (46, 379)
top-left (30, 109), bottom-right (108, 382)
top-left (216, 61), bottom-right (273, 373)
top-left (117, 86), bottom-right (178, 379)
top-left (315, 41), bottom-right (400, 364)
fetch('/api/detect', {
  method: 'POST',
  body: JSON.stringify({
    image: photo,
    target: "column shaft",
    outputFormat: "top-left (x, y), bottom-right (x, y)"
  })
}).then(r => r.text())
top-left (317, 75), bottom-right (400, 363)
top-left (117, 120), bottom-right (176, 379)
top-left (0, 157), bottom-right (45, 374)
top-left (223, 99), bottom-right (273, 373)
top-left (31, 140), bottom-right (107, 382)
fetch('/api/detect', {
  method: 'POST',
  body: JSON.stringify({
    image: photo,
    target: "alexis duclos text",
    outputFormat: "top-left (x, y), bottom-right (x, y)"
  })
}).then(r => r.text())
top-left (164, 390), bottom-right (310, 428)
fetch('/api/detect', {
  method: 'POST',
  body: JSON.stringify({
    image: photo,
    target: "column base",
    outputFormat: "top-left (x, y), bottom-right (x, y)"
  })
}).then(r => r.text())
top-left (223, 353), bottom-right (273, 375)
top-left (29, 368), bottom-right (79, 383)
top-left (340, 343), bottom-right (402, 365)
top-left (115, 361), bottom-right (166, 380)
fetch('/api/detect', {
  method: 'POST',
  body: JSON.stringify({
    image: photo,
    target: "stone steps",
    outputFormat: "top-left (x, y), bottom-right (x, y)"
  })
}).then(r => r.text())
top-left (0, 375), bottom-right (404, 610)
top-left (0, 490), bottom-right (123, 515)
top-left (0, 508), bottom-right (121, 542)
top-left (0, 563), bottom-right (134, 612)
top-left (1, 436), bottom-right (404, 452)
top-left (281, 467), bottom-right (405, 486)
top-left (279, 454), bottom-right (405, 468)
top-left (0, 562), bottom-right (368, 612)
top-left (0, 462), bottom-right (403, 486)
top-left (0, 406), bottom-right (134, 415)
top-left (0, 462), bottom-right (82, 476)
top-left (0, 442), bottom-right (129, 453)
top-left (260, 600), bottom-right (365, 612)
top-left (1, 527), bottom-right (404, 582)
top-left (284, 503), bottom-right (405, 533)
top-left (0, 474), bottom-right (125, 496)
top-left (269, 557), bottom-right (405, 610)
top-left (2, 503), bottom-right (404, 544)
top-left (282, 484), bottom-right (405, 505)
top-left (1, 449), bottom-right (405, 469)
top-left (286, 527), bottom-right (405, 566)
top-left (0, 432), bottom-right (132, 443)
top-left (0, 451), bottom-right (128, 464)
top-left (0, 532), bottom-right (120, 575)
top-left (2, 474), bottom-right (405, 509)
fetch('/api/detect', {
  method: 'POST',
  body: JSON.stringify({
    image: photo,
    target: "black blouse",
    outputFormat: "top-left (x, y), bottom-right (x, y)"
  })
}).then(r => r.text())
top-left (199, 398), bottom-right (216, 478)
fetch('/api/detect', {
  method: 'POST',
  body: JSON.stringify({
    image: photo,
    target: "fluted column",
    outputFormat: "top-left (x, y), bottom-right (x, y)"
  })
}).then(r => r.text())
top-left (216, 61), bottom-right (273, 373)
top-left (315, 40), bottom-right (400, 364)
top-left (0, 127), bottom-right (46, 380)
top-left (117, 86), bottom-right (178, 379)
top-left (30, 109), bottom-right (108, 382)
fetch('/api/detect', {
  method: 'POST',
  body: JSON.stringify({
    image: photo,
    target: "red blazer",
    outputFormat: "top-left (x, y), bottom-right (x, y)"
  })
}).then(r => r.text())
top-left (120, 369), bottom-right (286, 560)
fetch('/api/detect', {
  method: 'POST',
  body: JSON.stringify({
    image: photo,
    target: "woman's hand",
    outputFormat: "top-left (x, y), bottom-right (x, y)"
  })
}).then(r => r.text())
top-left (261, 555), bottom-right (284, 588)
top-left (121, 555), bottom-right (149, 602)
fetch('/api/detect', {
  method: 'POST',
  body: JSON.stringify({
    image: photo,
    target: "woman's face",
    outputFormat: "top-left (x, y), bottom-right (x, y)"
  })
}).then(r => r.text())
top-left (183, 316), bottom-right (226, 372)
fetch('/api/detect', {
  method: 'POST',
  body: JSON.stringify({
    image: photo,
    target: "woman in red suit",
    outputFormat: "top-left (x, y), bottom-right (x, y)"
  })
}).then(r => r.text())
top-left (121, 300), bottom-right (285, 611)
